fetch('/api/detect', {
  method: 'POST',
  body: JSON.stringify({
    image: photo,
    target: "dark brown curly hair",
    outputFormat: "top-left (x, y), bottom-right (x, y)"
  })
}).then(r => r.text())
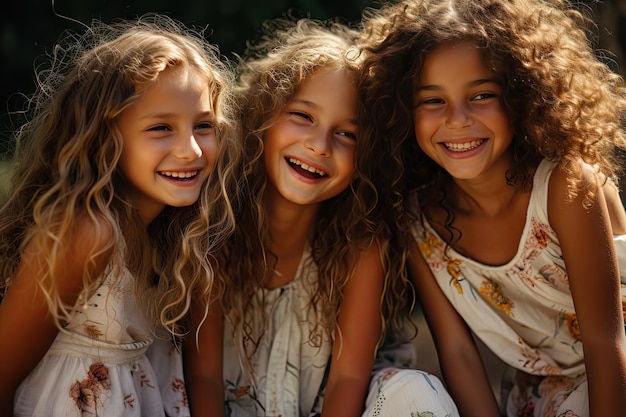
top-left (358, 0), bottom-right (626, 251)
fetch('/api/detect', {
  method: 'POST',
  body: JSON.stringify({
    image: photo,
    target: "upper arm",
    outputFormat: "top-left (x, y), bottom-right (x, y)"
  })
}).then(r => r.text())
top-left (184, 297), bottom-right (224, 379)
top-left (601, 176), bottom-right (626, 235)
top-left (322, 242), bottom-right (383, 417)
top-left (548, 165), bottom-right (626, 414)
top-left (183, 296), bottom-right (225, 417)
top-left (407, 239), bottom-right (474, 356)
top-left (548, 165), bottom-right (625, 347)
top-left (328, 243), bottom-right (383, 380)
top-left (408, 236), bottom-right (501, 417)
top-left (0, 214), bottom-right (113, 399)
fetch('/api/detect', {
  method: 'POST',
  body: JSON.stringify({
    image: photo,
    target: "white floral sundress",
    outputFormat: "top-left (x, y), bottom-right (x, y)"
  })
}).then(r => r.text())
top-left (411, 159), bottom-right (626, 417)
top-left (222, 247), bottom-right (459, 417)
top-left (13, 266), bottom-right (189, 417)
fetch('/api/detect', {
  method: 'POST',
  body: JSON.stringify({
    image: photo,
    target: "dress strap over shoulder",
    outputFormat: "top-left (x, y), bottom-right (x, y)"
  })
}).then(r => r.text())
top-left (529, 159), bottom-right (558, 226)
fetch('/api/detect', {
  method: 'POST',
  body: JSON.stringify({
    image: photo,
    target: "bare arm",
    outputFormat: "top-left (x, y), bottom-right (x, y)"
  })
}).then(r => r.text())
top-left (321, 243), bottom-right (383, 417)
top-left (0, 215), bottom-right (112, 414)
top-left (408, 240), bottom-right (500, 417)
top-left (601, 176), bottom-right (626, 235)
top-left (183, 296), bottom-right (225, 417)
top-left (548, 165), bottom-right (626, 416)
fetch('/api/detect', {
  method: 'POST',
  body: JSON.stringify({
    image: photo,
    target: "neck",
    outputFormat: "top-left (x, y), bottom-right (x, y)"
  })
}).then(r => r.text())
top-left (265, 192), bottom-right (319, 256)
top-left (262, 190), bottom-right (320, 288)
top-left (447, 152), bottom-right (521, 217)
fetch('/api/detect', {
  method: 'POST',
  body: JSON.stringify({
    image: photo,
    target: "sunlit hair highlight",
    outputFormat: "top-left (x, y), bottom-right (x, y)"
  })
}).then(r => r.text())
top-left (0, 14), bottom-right (239, 338)
top-left (219, 15), bottom-right (413, 375)
top-left (358, 0), bottom-right (626, 252)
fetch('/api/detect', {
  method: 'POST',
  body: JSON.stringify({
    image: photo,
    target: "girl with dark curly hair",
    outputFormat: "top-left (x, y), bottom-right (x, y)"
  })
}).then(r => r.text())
top-left (358, 0), bottom-right (626, 416)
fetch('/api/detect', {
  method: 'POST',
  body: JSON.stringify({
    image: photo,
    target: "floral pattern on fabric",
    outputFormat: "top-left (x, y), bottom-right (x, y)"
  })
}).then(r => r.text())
top-left (480, 279), bottom-right (514, 317)
top-left (70, 363), bottom-right (113, 416)
top-left (411, 160), bottom-right (626, 416)
top-left (223, 251), bottom-right (331, 417)
top-left (15, 267), bottom-right (174, 417)
top-left (145, 335), bottom-right (191, 417)
top-left (417, 237), bottom-right (465, 294)
top-left (508, 371), bottom-right (585, 417)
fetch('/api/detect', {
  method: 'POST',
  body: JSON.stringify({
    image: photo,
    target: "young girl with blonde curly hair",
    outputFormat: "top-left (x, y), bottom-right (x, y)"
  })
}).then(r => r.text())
top-left (184, 15), bottom-right (458, 417)
top-left (358, 0), bottom-right (626, 416)
top-left (0, 15), bottom-right (239, 416)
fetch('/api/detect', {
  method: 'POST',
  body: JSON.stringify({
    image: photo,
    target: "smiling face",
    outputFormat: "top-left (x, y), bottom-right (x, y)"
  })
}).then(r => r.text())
top-left (117, 67), bottom-right (218, 224)
top-left (263, 67), bottom-right (358, 208)
top-left (412, 40), bottom-right (514, 182)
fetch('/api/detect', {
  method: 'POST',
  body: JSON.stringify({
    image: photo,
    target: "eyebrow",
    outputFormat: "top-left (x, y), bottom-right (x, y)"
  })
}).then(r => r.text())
top-left (289, 98), bottom-right (358, 126)
top-left (415, 78), bottom-right (499, 92)
top-left (140, 110), bottom-right (215, 120)
top-left (291, 98), bottom-right (320, 109)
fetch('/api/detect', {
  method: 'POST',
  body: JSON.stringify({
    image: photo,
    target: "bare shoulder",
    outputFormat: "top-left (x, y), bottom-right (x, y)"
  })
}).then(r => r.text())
top-left (548, 162), bottom-right (615, 273)
top-left (71, 212), bottom-right (115, 252)
top-left (548, 162), bottom-right (626, 234)
top-left (547, 162), bottom-right (600, 210)
top-left (56, 212), bottom-right (117, 283)
top-left (342, 240), bottom-right (384, 302)
top-left (601, 177), bottom-right (626, 235)
top-left (353, 240), bottom-right (383, 281)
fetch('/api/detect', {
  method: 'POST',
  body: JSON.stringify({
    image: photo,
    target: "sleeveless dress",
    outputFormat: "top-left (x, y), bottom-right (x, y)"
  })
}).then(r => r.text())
top-left (411, 159), bottom-right (626, 417)
top-left (13, 266), bottom-right (190, 417)
top-left (222, 246), bottom-right (459, 417)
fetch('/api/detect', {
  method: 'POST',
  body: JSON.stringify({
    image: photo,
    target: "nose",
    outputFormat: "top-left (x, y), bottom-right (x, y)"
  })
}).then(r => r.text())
top-left (445, 101), bottom-right (474, 129)
top-left (174, 131), bottom-right (203, 160)
top-left (303, 129), bottom-right (332, 157)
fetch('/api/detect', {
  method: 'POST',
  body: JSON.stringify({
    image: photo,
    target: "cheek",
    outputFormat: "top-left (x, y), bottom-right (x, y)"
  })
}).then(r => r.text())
top-left (204, 138), bottom-right (219, 168)
top-left (340, 149), bottom-right (356, 181)
top-left (118, 147), bottom-right (139, 177)
top-left (412, 112), bottom-right (437, 146)
top-left (412, 111), bottom-right (426, 136)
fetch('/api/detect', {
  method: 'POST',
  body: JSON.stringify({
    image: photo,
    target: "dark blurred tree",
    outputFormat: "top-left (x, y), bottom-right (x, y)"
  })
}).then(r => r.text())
top-left (0, 0), bottom-right (377, 154)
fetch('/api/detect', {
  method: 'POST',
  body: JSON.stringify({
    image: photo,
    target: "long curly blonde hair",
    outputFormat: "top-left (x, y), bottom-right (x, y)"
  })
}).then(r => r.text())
top-left (0, 15), bottom-right (240, 337)
top-left (219, 16), bottom-right (415, 365)
top-left (358, 0), bottom-right (626, 248)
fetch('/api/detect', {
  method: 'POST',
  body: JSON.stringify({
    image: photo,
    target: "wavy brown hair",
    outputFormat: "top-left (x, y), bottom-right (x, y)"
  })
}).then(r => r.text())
top-left (0, 15), bottom-right (240, 337)
top-left (219, 15), bottom-right (414, 365)
top-left (358, 0), bottom-right (626, 250)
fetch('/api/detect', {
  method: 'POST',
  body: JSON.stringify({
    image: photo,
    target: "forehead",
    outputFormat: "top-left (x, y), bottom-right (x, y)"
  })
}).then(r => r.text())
top-left (417, 41), bottom-right (495, 84)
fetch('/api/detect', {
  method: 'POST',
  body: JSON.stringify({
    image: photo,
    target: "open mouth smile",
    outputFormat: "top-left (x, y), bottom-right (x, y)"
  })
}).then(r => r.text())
top-left (158, 170), bottom-right (200, 180)
top-left (287, 157), bottom-right (327, 179)
top-left (443, 139), bottom-right (485, 152)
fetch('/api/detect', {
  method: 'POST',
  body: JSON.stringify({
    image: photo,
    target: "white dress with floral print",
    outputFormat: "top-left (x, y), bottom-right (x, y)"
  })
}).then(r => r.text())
top-left (411, 159), bottom-right (626, 417)
top-left (222, 246), bottom-right (459, 417)
top-left (13, 266), bottom-right (189, 417)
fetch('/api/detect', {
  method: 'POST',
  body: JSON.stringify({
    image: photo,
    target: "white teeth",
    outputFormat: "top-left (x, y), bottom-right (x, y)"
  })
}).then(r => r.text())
top-left (161, 170), bottom-right (198, 178)
top-left (288, 158), bottom-right (327, 177)
top-left (444, 139), bottom-right (485, 151)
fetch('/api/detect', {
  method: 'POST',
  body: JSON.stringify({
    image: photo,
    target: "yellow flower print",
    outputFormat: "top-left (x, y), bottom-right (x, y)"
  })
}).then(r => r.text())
top-left (480, 279), bottom-right (514, 316)
top-left (418, 233), bottom-right (440, 259)
top-left (564, 313), bottom-right (581, 342)
top-left (447, 258), bottom-right (464, 294)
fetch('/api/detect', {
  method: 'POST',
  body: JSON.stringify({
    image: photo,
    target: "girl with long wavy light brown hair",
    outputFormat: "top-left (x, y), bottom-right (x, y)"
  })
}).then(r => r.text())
top-left (184, 15), bottom-right (458, 417)
top-left (0, 14), bottom-right (239, 416)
